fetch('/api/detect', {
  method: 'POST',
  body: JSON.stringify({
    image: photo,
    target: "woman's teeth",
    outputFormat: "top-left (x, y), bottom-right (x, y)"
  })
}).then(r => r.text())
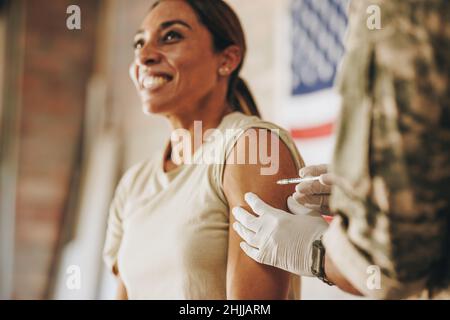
top-left (143, 76), bottom-right (170, 89)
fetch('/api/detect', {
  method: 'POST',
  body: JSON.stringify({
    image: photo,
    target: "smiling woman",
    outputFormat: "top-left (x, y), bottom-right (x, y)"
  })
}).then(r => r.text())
top-left (102, 0), bottom-right (305, 300)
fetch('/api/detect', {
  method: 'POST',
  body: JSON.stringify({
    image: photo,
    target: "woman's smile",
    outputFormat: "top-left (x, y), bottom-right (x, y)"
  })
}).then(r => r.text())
top-left (139, 70), bottom-right (174, 95)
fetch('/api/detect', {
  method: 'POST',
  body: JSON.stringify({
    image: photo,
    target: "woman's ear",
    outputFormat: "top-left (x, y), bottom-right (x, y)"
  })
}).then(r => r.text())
top-left (218, 45), bottom-right (242, 76)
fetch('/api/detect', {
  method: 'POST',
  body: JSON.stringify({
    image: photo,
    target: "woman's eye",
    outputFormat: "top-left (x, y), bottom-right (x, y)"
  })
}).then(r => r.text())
top-left (133, 39), bottom-right (144, 50)
top-left (162, 31), bottom-right (183, 43)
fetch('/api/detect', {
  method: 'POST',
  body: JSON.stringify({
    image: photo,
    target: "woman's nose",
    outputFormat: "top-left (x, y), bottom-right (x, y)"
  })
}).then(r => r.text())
top-left (136, 43), bottom-right (162, 67)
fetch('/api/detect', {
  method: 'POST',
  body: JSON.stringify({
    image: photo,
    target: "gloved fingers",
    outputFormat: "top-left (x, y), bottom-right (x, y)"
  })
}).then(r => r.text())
top-left (239, 242), bottom-right (260, 262)
top-left (319, 173), bottom-right (335, 186)
top-left (304, 204), bottom-right (332, 216)
top-left (244, 192), bottom-right (282, 217)
top-left (295, 179), bottom-right (331, 195)
top-left (232, 207), bottom-right (259, 232)
top-left (287, 196), bottom-right (312, 215)
top-left (293, 190), bottom-right (329, 208)
top-left (299, 164), bottom-right (328, 178)
top-left (302, 205), bottom-right (330, 218)
top-left (232, 222), bottom-right (259, 248)
top-left (293, 192), bottom-right (330, 216)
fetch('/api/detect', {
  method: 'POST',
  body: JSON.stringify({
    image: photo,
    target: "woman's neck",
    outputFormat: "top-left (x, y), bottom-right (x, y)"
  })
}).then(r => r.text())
top-left (167, 105), bottom-right (233, 134)
top-left (169, 85), bottom-right (233, 127)
top-left (163, 97), bottom-right (234, 171)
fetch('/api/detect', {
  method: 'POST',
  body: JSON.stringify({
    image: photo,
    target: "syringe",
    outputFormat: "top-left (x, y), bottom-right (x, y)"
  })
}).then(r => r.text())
top-left (276, 176), bottom-right (321, 185)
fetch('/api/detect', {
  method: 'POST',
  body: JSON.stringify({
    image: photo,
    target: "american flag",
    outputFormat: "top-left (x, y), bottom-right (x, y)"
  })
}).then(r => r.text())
top-left (291, 0), bottom-right (349, 96)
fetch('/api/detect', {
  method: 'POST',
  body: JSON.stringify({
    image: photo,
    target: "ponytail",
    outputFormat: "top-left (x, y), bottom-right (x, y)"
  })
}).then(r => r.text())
top-left (230, 77), bottom-right (261, 118)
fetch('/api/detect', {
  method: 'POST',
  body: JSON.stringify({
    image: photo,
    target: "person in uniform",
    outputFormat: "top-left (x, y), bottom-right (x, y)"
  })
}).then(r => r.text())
top-left (232, 0), bottom-right (450, 299)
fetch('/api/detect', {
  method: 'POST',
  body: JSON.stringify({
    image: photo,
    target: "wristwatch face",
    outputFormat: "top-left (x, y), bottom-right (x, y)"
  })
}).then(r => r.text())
top-left (311, 239), bottom-right (334, 286)
top-left (311, 240), bottom-right (323, 276)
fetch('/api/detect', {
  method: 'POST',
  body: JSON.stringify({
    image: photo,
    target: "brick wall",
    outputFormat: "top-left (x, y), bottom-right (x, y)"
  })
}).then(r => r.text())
top-left (13, 0), bottom-right (100, 299)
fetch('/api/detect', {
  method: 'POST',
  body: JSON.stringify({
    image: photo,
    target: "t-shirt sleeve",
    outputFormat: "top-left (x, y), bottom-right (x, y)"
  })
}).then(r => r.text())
top-left (103, 174), bottom-right (128, 275)
top-left (103, 162), bottom-right (144, 275)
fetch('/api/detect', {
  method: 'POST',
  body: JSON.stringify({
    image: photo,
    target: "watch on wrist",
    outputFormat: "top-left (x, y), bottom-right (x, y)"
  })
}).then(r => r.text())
top-left (311, 237), bottom-right (335, 286)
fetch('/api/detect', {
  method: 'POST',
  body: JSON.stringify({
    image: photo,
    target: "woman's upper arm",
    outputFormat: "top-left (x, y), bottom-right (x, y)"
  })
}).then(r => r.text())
top-left (223, 129), bottom-right (301, 300)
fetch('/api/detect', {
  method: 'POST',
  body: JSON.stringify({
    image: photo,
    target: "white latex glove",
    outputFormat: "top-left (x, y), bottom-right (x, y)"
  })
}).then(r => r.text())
top-left (232, 192), bottom-right (328, 277)
top-left (293, 164), bottom-right (335, 215)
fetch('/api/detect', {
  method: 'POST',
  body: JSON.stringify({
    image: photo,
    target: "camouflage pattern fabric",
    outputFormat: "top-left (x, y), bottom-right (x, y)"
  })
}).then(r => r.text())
top-left (323, 0), bottom-right (450, 299)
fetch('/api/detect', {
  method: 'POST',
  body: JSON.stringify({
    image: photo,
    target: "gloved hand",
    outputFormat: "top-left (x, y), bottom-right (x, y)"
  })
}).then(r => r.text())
top-left (232, 192), bottom-right (328, 276)
top-left (293, 164), bottom-right (334, 215)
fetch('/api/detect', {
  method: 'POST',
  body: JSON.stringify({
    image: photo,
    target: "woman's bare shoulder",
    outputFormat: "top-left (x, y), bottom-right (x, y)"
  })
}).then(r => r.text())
top-left (223, 128), bottom-right (299, 210)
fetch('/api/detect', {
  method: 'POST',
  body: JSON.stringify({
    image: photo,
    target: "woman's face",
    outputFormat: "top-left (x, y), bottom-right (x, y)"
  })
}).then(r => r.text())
top-left (131, 0), bottom-right (224, 115)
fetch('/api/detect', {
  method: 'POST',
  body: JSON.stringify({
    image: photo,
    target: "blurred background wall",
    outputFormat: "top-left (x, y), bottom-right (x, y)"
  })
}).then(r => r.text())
top-left (0, 0), bottom-right (102, 299)
top-left (0, 0), bottom-right (358, 300)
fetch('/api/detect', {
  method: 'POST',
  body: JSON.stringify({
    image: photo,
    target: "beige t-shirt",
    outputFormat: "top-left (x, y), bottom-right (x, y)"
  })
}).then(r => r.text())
top-left (103, 112), bottom-right (304, 299)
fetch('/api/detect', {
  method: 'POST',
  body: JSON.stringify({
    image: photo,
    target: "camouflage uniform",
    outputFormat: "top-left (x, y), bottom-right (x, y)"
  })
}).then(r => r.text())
top-left (323, 0), bottom-right (450, 299)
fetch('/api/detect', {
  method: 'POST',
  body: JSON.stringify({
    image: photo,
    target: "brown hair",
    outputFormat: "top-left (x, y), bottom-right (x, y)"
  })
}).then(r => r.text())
top-left (151, 0), bottom-right (260, 117)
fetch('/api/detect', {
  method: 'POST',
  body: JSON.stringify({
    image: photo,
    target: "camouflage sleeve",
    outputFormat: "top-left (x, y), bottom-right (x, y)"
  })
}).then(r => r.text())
top-left (323, 0), bottom-right (450, 299)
